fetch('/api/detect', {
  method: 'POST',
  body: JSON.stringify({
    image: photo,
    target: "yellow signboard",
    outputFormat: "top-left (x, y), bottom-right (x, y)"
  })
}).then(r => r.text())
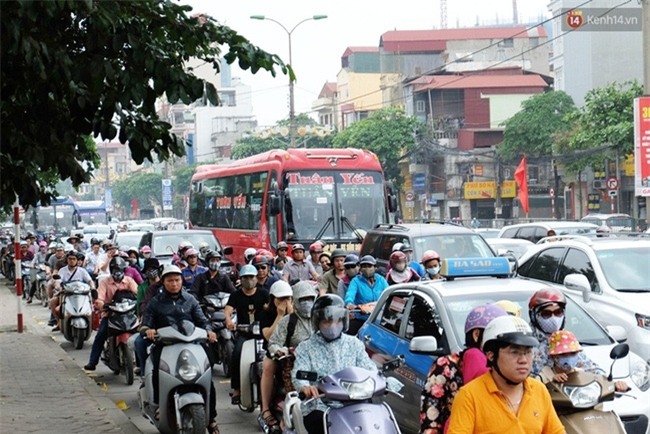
top-left (464, 181), bottom-right (516, 199)
top-left (623, 154), bottom-right (635, 177)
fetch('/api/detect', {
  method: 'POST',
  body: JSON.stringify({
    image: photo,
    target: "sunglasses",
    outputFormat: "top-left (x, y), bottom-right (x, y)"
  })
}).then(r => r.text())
top-left (360, 264), bottom-right (375, 268)
top-left (539, 307), bottom-right (564, 319)
top-left (320, 261), bottom-right (331, 266)
top-left (344, 264), bottom-right (358, 269)
top-left (256, 265), bottom-right (268, 270)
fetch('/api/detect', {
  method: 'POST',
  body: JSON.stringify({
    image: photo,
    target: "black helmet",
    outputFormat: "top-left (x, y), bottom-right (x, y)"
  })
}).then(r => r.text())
top-left (109, 257), bottom-right (128, 273)
top-left (75, 252), bottom-right (85, 262)
top-left (204, 250), bottom-right (222, 262)
top-left (359, 255), bottom-right (376, 266)
top-left (311, 294), bottom-right (349, 341)
top-left (252, 254), bottom-right (271, 267)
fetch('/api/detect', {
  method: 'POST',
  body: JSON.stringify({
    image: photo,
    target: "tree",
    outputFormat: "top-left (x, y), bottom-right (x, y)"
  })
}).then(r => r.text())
top-left (230, 113), bottom-right (334, 159)
top-left (555, 81), bottom-right (643, 173)
top-left (332, 107), bottom-right (421, 185)
top-left (498, 91), bottom-right (576, 162)
top-left (1, 1), bottom-right (288, 210)
top-left (112, 172), bottom-right (163, 214)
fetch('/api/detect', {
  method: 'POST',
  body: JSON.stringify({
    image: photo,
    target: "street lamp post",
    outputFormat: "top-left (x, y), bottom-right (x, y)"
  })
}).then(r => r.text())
top-left (250, 14), bottom-right (327, 147)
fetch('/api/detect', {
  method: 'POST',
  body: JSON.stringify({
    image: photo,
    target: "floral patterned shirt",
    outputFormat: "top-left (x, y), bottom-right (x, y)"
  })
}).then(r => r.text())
top-left (420, 352), bottom-right (463, 434)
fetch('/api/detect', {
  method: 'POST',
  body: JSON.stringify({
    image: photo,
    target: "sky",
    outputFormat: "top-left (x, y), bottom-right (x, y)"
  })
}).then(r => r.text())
top-left (184, 0), bottom-right (550, 126)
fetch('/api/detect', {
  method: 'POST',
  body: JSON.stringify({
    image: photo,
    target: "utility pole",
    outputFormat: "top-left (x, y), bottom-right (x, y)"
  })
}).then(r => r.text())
top-left (494, 151), bottom-right (502, 226)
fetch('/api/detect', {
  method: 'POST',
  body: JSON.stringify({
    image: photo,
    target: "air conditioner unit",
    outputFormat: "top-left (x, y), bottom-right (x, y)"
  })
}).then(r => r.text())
top-left (593, 180), bottom-right (605, 189)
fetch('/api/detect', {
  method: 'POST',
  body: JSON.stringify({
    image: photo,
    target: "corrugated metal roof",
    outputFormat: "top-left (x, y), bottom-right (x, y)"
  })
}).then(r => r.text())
top-left (413, 74), bottom-right (548, 91)
top-left (341, 46), bottom-right (379, 57)
top-left (381, 26), bottom-right (546, 52)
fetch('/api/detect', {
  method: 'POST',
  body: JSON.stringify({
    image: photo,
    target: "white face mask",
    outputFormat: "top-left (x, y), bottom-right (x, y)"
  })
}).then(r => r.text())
top-left (427, 266), bottom-right (440, 276)
top-left (536, 314), bottom-right (564, 334)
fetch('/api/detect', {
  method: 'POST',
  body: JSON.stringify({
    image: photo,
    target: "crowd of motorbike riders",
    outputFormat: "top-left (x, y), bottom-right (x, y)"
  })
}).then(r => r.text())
top-left (1, 230), bottom-right (630, 434)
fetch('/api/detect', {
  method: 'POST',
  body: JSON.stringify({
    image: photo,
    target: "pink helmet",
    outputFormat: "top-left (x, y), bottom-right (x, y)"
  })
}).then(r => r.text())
top-left (38, 241), bottom-right (47, 247)
top-left (464, 304), bottom-right (508, 333)
top-left (184, 248), bottom-right (199, 259)
top-left (421, 250), bottom-right (441, 264)
top-left (140, 245), bottom-right (152, 253)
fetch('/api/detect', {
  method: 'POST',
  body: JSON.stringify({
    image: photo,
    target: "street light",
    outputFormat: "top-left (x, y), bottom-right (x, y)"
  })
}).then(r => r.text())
top-left (250, 14), bottom-right (327, 147)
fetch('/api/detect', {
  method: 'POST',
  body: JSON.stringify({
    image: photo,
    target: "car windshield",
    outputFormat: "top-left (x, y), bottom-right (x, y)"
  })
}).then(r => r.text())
top-left (552, 225), bottom-right (597, 235)
top-left (410, 234), bottom-right (495, 261)
top-left (151, 233), bottom-right (221, 257)
top-left (115, 232), bottom-right (146, 249)
top-left (443, 291), bottom-right (613, 349)
top-left (596, 247), bottom-right (650, 292)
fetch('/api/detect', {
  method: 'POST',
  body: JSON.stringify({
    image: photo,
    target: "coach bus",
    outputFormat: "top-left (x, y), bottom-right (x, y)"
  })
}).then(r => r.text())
top-left (189, 148), bottom-right (397, 263)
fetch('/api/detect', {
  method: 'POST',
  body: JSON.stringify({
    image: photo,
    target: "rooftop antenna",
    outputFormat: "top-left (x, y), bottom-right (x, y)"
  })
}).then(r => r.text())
top-left (440, 0), bottom-right (447, 28)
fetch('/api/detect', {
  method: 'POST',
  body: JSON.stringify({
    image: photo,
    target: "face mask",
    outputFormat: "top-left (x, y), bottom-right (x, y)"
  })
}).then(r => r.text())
top-left (393, 263), bottom-right (406, 272)
top-left (241, 278), bottom-right (256, 290)
top-left (555, 353), bottom-right (580, 371)
top-left (208, 262), bottom-right (220, 271)
top-left (142, 253), bottom-right (151, 259)
top-left (128, 258), bottom-right (137, 266)
top-left (145, 270), bottom-right (159, 280)
top-left (297, 300), bottom-right (314, 318)
top-left (427, 267), bottom-right (440, 276)
top-left (112, 271), bottom-right (125, 282)
top-left (361, 268), bottom-right (375, 279)
top-left (536, 314), bottom-right (564, 334)
top-left (320, 322), bottom-right (343, 341)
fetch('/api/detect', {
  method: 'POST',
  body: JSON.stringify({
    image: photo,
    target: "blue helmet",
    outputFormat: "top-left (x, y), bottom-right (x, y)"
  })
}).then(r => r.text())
top-left (239, 264), bottom-right (257, 277)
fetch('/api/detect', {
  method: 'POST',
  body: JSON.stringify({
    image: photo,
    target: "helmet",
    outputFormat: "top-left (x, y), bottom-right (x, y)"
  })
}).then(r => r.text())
top-left (239, 264), bottom-right (257, 277)
top-left (143, 258), bottom-right (160, 272)
top-left (293, 281), bottom-right (317, 300)
top-left (311, 294), bottom-right (349, 340)
top-left (198, 241), bottom-right (210, 250)
top-left (20, 240), bottom-right (28, 246)
top-left (252, 254), bottom-right (271, 267)
top-left (481, 316), bottom-right (538, 352)
top-left (26, 231), bottom-right (36, 239)
top-left (109, 257), bottom-right (128, 273)
top-left (205, 250), bottom-right (222, 262)
top-left (270, 281), bottom-right (293, 299)
top-left (309, 242), bottom-right (323, 253)
top-left (391, 242), bottom-right (404, 252)
top-left (291, 244), bottom-right (305, 253)
top-left (140, 245), bottom-right (152, 253)
top-left (464, 304), bottom-right (508, 334)
top-left (330, 249), bottom-right (347, 259)
top-left (399, 243), bottom-right (413, 253)
top-left (244, 247), bottom-right (257, 262)
top-left (48, 242), bottom-right (57, 249)
top-left (184, 248), bottom-right (199, 259)
top-left (359, 255), bottom-right (376, 266)
top-left (276, 241), bottom-right (289, 250)
top-left (389, 251), bottom-right (407, 265)
top-left (127, 246), bottom-right (139, 256)
top-left (256, 248), bottom-right (275, 259)
top-left (548, 330), bottom-right (582, 356)
top-left (421, 250), bottom-right (441, 264)
top-left (528, 287), bottom-right (566, 312)
top-left (344, 254), bottom-right (359, 267)
top-left (161, 264), bottom-right (182, 278)
top-left (38, 241), bottom-right (47, 247)
top-left (178, 241), bottom-right (193, 252)
top-left (319, 251), bottom-right (331, 261)
top-left (494, 300), bottom-right (521, 317)
top-left (56, 243), bottom-right (65, 250)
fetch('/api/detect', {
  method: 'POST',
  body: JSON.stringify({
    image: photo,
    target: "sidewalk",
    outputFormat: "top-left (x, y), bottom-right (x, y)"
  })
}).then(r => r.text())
top-left (0, 283), bottom-right (142, 434)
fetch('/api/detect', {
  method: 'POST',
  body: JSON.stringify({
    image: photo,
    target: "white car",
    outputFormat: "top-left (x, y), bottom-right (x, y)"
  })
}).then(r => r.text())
top-left (517, 236), bottom-right (650, 363)
top-left (486, 237), bottom-right (534, 259)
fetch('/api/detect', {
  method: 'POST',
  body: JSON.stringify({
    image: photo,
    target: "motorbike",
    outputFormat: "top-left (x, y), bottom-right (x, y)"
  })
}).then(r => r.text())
top-left (20, 260), bottom-right (31, 299)
top-left (138, 321), bottom-right (213, 434)
top-left (58, 280), bottom-right (94, 349)
top-left (545, 343), bottom-right (630, 434)
top-left (201, 292), bottom-right (235, 377)
top-left (237, 321), bottom-right (265, 413)
top-left (283, 359), bottom-right (404, 434)
top-left (101, 296), bottom-right (140, 385)
top-left (220, 258), bottom-right (239, 286)
top-left (2, 251), bottom-right (15, 282)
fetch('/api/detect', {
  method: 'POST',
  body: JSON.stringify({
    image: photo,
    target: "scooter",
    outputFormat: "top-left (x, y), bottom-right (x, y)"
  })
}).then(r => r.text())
top-left (201, 292), bottom-right (235, 377)
top-left (59, 280), bottom-right (94, 349)
top-left (283, 360), bottom-right (404, 434)
top-left (138, 321), bottom-right (212, 434)
top-left (546, 343), bottom-right (630, 434)
top-left (101, 296), bottom-right (140, 385)
top-left (35, 263), bottom-right (49, 307)
top-left (237, 321), bottom-right (265, 412)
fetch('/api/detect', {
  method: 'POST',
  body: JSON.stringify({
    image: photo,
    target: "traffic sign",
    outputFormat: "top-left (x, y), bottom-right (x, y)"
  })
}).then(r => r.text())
top-left (608, 190), bottom-right (618, 197)
top-left (405, 191), bottom-right (415, 201)
top-left (606, 177), bottom-right (619, 190)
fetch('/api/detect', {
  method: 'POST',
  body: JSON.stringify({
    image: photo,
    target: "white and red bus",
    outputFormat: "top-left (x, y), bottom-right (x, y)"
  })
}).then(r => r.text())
top-left (189, 148), bottom-right (397, 263)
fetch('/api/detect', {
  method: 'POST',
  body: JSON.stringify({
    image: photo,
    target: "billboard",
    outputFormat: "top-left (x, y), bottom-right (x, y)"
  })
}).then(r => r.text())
top-left (634, 97), bottom-right (650, 197)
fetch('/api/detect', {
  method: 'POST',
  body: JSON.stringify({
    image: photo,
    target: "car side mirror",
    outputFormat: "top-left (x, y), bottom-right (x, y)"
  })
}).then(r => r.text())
top-left (563, 273), bottom-right (591, 303)
top-left (408, 336), bottom-right (440, 355)
top-left (606, 325), bottom-right (627, 343)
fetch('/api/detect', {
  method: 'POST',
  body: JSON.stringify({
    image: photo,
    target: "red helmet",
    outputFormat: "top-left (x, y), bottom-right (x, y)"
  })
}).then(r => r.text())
top-left (528, 287), bottom-right (566, 311)
top-left (309, 242), bottom-right (324, 253)
top-left (389, 251), bottom-right (407, 265)
top-left (256, 248), bottom-right (274, 259)
top-left (421, 250), bottom-right (441, 264)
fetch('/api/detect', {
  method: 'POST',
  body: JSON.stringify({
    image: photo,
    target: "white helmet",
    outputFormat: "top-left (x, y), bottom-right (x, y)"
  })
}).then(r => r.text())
top-left (481, 316), bottom-right (538, 351)
top-left (270, 281), bottom-right (293, 299)
top-left (161, 264), bottom-right (182, 279)
top-left (244, 247), bottom-right (257, 262)
top-left (391, 242), bottom-right (404, 252)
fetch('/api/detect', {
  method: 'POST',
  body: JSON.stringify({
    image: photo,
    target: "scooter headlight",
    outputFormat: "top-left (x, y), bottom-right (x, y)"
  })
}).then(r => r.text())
top-left (176, 350), bottom-right (201, 382)
top-left (630, 358), bottom-right (650, 392)
top-left (563, 381), bottom-right (601, 408)
top-left (340, 377), bottom-right (375, 400)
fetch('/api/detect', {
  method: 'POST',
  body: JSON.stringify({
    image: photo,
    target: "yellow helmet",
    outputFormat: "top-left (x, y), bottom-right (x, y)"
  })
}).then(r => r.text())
top-left (494, 299), bottom-right (521, 317)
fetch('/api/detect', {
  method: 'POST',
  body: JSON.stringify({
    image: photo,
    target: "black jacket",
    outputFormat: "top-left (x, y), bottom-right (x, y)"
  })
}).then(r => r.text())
top-left (190, 270), bottom-right (236, 300)
top-left (142, 288), bottom-right (212, 332)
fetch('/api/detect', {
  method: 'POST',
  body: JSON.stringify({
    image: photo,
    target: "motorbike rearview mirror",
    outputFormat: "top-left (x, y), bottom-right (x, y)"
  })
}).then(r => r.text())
top-left (607, 343), bottom-right (629, 381)
top-left (296, 370), bottom-right (318, 382)
top-left (222, 246), bottom-right (233, 256)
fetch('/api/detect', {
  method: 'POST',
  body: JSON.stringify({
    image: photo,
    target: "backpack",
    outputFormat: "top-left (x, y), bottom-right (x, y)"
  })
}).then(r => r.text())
top-left (278, 313), bottom-right (299, 392)
top-left (419, 351), bottom-right (464, 434)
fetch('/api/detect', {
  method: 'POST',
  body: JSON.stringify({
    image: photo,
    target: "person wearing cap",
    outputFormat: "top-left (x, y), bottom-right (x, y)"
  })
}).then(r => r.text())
top-left (50, 250), bottom-right (95, 331)
top-left (344, 255), bottom-right (389, 335)
top-left (45, 242), bottom-right (58, 262)
top-left (137, 257), bottom-right (161, 316)
top-left (307, 242), bottom-right (324, 276)
top-left (140, 245), bottom-right (152, 260)
top-left (66, 234), bottom-right (83, 253)
top-left (190, 250), bottom-right (236, 301)
top-left (337, 254), bottom-right (359, 300)
top-left (399, 243), bottom-right (425, 278)
top-left (136, 264), bottom-right (219, 434)
top-left (282, 244), bottom-right (318, 284)
top-left (318, 249), bottom-right (347, 295)
top-left (447, 316), bottom-right (564, 434)
top-left (224, 264), bottom-right (270, 405)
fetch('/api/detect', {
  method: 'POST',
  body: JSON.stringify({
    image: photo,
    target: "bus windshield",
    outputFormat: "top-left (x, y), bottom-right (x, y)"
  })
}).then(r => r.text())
top-left (284, 170), bottom-right (386, 241)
